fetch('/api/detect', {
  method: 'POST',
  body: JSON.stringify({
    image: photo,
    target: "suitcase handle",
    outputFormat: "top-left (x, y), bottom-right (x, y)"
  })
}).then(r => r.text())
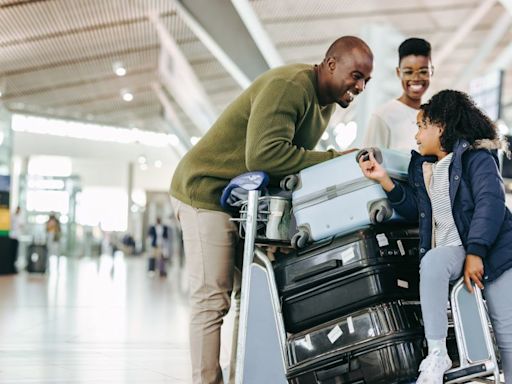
top-left (316, 357), bottom-right (364, 383)
top-left (292, 259), bottom-right (342, 282)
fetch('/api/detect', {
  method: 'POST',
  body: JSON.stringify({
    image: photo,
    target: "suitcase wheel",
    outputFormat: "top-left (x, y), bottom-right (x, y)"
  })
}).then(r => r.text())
top-left (369, 200), bottom-right (393, 224)
top-left (291, 228), bottom-right (309, 248)
top-left (280, 174), bottom-right (299, 192)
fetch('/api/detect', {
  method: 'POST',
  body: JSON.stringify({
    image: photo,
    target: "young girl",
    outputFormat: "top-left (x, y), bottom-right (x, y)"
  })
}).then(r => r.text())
top-left (359, 89), bottom-right (512, 383)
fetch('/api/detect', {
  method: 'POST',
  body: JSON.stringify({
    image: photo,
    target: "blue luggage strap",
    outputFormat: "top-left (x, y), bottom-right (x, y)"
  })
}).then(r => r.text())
top-left (220, 171), bottom-right (270, 210)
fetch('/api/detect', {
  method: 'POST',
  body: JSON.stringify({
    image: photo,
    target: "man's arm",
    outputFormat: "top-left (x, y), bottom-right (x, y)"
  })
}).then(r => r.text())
top-left (245, 78), bottom-right (337, 177)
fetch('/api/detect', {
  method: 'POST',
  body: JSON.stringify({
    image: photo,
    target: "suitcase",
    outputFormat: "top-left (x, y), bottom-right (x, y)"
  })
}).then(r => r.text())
top-left (285, 149), bottom-right (410, 247)
top-left (287, 301), bottom-right (423, 367)
top-left (282, 263), bottom-right (420, 333)
top-left (287, 333), bottom-right (425, 384)
top-left (26, 244), bottom-right (48, 273)
top-left (274, 225), bottom-right (420, 299)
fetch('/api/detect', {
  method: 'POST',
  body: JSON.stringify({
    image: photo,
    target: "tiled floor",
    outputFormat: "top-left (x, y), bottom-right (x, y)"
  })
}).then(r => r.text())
top-left (0, 254), bottom-right (205, 383)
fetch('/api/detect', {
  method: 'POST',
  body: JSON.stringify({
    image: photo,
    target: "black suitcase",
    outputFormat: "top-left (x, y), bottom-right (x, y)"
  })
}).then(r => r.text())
top-left (283, 263), bottom-right (420, 333)
top-left (274, 225), bottom-right (420, 298)
top-left (287, 333), bottom-right (425, 384)
top-left (288, 301), bottom-right (423, 367)
top-left (26, 244), bottom-right (48, 273)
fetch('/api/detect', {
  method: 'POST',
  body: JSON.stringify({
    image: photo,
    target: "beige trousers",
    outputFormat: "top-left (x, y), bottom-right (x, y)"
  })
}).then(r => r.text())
top-left (171, 197), bottom-right (241, 384)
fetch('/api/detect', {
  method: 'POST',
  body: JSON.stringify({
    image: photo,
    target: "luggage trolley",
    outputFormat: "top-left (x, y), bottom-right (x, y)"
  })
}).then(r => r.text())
top-left (233, 189), bottom-right (290, 384)
top-left (229, 177), bottom-right (503, 383)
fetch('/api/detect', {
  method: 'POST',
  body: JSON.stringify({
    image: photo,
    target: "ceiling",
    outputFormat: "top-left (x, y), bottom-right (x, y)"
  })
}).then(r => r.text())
top-left (1, 0), bottom-right (512, 153)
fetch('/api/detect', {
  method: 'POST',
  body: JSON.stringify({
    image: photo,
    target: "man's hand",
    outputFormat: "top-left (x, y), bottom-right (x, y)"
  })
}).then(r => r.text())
top-left (464, 254), bottom-right (485, 293)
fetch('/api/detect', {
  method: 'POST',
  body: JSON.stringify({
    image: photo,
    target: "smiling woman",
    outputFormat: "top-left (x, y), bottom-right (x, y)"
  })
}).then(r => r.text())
top-left (363, 37), bottom-right (433, 153)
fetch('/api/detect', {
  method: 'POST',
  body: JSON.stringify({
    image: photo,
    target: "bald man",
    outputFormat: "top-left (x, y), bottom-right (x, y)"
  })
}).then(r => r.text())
top-left (170, 36), bottom-right (373, 384)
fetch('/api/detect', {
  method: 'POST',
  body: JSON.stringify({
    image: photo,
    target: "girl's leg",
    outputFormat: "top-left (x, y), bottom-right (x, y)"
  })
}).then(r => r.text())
top-left (417, 246), bottom-right (466, 384)
top-left (484, 267), bottom-right (512, 383)
top-left (420, 246), bottom-right (466, 340)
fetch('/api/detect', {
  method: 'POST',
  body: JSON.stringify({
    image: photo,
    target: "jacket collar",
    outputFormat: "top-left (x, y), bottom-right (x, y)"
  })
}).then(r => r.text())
top-left (409, 137), bottom-right (504, 167)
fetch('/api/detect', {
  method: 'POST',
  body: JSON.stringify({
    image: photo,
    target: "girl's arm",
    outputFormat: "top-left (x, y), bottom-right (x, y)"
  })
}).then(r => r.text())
top-left (466, 151), bottom-right (507, 258)
top-left (358, 151), bottom-right (418, 221)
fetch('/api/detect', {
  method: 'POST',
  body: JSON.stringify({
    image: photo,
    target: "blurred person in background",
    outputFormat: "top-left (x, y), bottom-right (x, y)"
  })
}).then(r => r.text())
top-left (46, 213), bottom-right (61, 257)
top-left (147, 217), bottom-right (169, 277)
top-left (9, 206), bottom-right (24, 272)
top-left (363, 37), bottom-right (433, 152)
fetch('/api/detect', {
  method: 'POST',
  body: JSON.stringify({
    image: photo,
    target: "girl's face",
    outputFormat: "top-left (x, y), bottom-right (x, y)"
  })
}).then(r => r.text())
top-left (415, 111), bottom-right (443, 156)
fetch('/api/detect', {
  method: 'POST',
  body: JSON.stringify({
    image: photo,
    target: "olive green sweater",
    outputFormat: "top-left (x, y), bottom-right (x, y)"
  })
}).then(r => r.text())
top-left (170, 64), bottom-right (339, 211)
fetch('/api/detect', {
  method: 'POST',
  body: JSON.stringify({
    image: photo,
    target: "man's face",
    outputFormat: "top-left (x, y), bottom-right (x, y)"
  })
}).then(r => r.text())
top-left (324, 49), bottom-right (373, 108)
top-left (397, 55), bottom-right (432, 102)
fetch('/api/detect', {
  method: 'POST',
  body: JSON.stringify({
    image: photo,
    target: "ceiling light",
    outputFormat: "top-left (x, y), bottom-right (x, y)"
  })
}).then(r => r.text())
top-left (120, 89), bottom-right (133, 102)
top-left (154, 160), bottom-right (162, 168)
top-left (140, 163), bottom-right (148, 171)
top-left (113, 61), bottom-right (127, 77)
top-left (137, 155), bottom-right (146, 164)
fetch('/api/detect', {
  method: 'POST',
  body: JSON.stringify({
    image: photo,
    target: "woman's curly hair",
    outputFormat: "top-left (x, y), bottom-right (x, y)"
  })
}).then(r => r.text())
top-left (420, 89), bottom-right (498, 152)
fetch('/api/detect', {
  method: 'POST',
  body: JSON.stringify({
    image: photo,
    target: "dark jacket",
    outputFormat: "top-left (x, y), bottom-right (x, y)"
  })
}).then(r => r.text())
top-left (148, 224), bottom-right (169, 248)
top-left (386, 138), bottom-right (512, 283)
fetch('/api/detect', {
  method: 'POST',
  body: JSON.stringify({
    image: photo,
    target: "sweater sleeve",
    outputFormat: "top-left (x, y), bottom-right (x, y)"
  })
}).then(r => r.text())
top-left (362, 114), bottom-right (390, 149)
top-left (466, 152), bottom-right (506, 258)
top-left (245, 78), bottom-right (337, 177)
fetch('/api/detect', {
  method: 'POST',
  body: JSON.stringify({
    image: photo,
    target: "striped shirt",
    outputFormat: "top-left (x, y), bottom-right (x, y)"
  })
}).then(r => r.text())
top-left (430, 153), bottom-right (463, 247)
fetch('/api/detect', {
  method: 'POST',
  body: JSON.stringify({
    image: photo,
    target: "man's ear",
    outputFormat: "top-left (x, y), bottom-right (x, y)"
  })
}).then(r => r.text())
top-left (325, 57), bottom-right (336, 73)
top-left (395, 67), bottom-right (400, 78)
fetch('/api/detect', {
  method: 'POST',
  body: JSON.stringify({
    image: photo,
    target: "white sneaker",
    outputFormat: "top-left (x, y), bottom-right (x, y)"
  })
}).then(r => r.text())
top-left (416, 350), bottom-right (452, 384)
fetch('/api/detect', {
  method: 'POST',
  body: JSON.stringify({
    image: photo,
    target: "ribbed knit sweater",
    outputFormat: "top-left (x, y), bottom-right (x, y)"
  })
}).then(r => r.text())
top-left (170, 64), bottom-right (339, 211)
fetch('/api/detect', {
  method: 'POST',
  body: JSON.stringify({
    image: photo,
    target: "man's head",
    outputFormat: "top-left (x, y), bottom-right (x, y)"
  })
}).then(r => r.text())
top-left (317, 36), bottom-right (373, 108)
top-left (396, 38), bottom-right (432, 102)
top-left (156, 217), bottom-right (162, 225)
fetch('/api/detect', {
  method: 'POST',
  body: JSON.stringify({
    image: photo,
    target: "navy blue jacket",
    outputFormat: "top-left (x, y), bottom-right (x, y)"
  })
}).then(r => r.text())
top-left (386, 138), bottom-right (512, 283)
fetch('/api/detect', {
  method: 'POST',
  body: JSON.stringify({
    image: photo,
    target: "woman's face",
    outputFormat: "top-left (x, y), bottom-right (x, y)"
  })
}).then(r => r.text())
top-left (397, 55), bottom-right (431, 102)
top-left (415, 111), bottom-right (443, 156)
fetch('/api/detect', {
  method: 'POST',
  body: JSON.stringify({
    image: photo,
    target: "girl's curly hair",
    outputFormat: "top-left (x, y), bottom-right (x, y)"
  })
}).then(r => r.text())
top-left (420, 89), bottom-right (498, 152)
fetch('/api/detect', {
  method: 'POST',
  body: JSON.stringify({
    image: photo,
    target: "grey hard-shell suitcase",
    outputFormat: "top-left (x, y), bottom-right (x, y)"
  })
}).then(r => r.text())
top-left (283, 148), bottom-right (410, 247)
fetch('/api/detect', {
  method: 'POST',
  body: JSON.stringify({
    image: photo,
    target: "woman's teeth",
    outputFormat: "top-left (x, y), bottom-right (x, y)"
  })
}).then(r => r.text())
top-left (409, 84), bottom-right (424, 92)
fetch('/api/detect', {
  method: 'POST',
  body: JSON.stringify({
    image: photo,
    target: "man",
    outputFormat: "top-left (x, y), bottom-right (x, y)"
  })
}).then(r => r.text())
top-left (170, 36), bottom-right (373, 384)
top-left (363, 37), bottom-right (433, 151)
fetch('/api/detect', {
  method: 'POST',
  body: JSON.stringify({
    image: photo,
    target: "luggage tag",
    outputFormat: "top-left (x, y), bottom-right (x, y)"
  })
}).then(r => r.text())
top-left (397, 279), bottom-right (409, 289)
top-left (396, 239), bottom-right (406, 256)
top-left (340, 246), bottom-right (356, 265)
top-left (376, 233), bottom-right (389, 247)
top-left (327, 325), bottom-right (343, 344)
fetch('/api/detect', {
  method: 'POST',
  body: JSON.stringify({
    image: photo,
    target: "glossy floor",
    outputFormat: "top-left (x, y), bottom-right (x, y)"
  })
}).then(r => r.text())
top-left (0, 254), bottom-right (203, 383)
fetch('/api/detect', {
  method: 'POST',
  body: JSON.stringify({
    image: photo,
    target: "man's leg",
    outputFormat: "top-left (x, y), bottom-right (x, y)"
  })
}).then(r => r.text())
top-left (172, 198), bottom-right (238, 384)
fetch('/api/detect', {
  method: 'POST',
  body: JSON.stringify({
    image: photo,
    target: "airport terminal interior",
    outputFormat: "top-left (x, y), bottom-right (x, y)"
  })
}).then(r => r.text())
top-left (1, 0), bottom-right (512, 383)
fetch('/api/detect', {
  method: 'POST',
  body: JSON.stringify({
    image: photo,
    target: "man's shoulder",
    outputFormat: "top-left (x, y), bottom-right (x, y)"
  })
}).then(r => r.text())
top-left (258, 64), bottom-right (314, 88)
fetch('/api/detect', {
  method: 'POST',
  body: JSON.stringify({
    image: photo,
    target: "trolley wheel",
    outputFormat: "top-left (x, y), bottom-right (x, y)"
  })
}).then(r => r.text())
top-left (280, 174), bottom-right (299, 192)
top-left (291, 229), bottom-right (309, 249)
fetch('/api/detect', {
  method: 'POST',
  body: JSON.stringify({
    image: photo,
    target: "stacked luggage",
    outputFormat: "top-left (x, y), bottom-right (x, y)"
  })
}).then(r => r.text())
top-left (276, 149), bottom-right (429, 383)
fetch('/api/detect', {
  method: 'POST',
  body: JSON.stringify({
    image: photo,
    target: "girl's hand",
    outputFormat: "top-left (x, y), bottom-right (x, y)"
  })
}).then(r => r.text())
top-left (358, 151), bottom-right (395, 191)
top-left (464, 254), bottom-right (485, 293)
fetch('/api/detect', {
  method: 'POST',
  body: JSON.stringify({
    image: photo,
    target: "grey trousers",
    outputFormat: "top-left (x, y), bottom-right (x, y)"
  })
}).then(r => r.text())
top-left (420, 246), bottom-right (512, 382)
